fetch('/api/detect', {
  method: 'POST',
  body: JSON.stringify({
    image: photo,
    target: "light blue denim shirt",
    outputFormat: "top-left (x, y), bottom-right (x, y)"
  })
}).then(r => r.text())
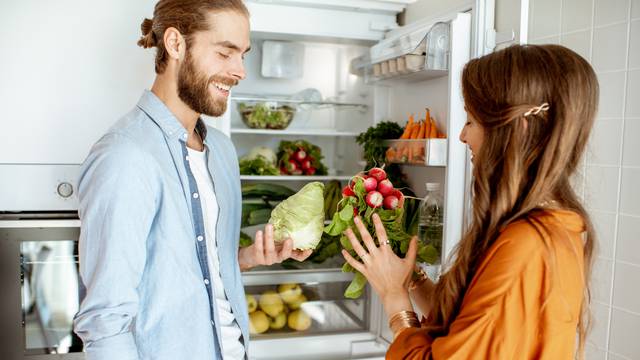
top-left (73, 90), bottom-right (249, 360)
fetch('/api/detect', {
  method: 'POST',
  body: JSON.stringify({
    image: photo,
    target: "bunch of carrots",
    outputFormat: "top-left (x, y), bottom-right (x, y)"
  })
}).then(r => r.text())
top-left (386, 108), bottom-right (446, 163)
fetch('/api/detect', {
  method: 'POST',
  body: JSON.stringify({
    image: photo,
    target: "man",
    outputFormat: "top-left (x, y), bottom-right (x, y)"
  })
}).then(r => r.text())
top-left (73, 1), bottom-right (311, 359)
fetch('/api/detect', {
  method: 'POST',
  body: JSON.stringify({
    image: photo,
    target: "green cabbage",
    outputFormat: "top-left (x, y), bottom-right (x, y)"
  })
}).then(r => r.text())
top-left (269, 182), bottom-right (325, 250)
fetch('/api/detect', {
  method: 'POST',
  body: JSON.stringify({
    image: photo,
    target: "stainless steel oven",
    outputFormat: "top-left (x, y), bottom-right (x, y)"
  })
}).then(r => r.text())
top-left (1, 213), bottom-right (85, 360)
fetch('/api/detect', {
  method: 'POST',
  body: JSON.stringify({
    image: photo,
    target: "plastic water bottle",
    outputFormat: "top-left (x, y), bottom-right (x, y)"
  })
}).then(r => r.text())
top-left (418, 182), bottom-right (443, 280)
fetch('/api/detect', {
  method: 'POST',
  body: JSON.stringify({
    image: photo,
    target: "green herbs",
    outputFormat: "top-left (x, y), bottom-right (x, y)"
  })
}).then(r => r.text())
top-left (356, 122), bottom-right (412, 193)
top-left (239, 156), bottom-right (279, 176)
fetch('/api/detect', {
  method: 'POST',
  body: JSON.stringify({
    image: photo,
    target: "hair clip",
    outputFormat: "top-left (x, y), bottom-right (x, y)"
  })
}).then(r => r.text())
top-left (524, 103), bottom-right (550, 117)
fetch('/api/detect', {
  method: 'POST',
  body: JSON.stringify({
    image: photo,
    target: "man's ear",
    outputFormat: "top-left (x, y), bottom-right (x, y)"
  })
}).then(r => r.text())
top-left (163, 27), bottom-right (186, 60)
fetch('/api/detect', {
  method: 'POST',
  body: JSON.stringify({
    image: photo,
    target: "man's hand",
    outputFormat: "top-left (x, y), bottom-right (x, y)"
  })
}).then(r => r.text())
top-left (238, 224), bottom-right (313, 271)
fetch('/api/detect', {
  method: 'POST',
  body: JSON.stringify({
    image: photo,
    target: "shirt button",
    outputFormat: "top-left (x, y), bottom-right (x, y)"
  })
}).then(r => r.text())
top-left (204, 279), bottom-right (210, 285)
top-left (185, 155), bottom-right (190, 161)
top-left (193, 192), bottom-right (199, 199)
top-left (197, 235), bottom-right (204, 242)
top-left (211, 320), bottom-right (215, 326)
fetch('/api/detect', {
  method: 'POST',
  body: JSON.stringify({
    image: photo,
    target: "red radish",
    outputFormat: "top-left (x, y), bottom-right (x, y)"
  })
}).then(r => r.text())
top-left (368, 167), bottom-right (387, 182)
top-left (363, 177), bottom-right (378, 192)
top-left (287, 160), bottom-right (303, 175)
top-left (294, 149), bottom-right (307, 162)
top-left (377, 179), bottom-right (394, 196)
top-left (383, 195), bottom-right (399, 210)
top-left (301, 159), bottom-right (312, 170)
top-left (365, 191), bottom-right (384, 208)
top-left (304, 167), bottom-right (316, 176)
top-left (391, 189), bottom-right (405, 208)
top-left (342, 186), bottom-right (355, 197)
top-left (353, 207), bottom-right (359, 216)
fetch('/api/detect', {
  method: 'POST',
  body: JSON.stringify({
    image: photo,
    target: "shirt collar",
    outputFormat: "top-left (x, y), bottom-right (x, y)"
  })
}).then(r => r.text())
top-left (137, 89), bottom-right (208, 142)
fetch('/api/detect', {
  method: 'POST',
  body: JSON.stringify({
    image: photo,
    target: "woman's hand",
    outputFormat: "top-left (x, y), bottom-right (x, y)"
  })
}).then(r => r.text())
top-left (341, 214), bottom-right (418, 316)
top-left (239, 224), bottom-right (313, 271)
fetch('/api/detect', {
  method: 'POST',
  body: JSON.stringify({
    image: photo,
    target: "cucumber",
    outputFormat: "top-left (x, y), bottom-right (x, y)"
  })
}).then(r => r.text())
top-left (248, 208), bottom-right (273, 226)
top-left (242, 183), bottom-right (296, 200)
top-left (242, 202), bottom-right (272, 227)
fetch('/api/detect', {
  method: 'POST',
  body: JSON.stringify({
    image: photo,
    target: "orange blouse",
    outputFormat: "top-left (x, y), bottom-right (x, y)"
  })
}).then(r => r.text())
top-left (387, 210), bottom-right (586, 360)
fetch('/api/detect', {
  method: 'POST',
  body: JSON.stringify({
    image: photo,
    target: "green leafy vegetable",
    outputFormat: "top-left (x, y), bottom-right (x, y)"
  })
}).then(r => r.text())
top-left (269, 182), bottom-right (325, 250)
top-left (239, 155), bottom-right (279, 176)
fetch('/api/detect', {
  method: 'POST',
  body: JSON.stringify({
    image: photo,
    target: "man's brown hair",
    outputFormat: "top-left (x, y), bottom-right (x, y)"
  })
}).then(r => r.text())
top-left (137, 0), bottom-right (249, 74)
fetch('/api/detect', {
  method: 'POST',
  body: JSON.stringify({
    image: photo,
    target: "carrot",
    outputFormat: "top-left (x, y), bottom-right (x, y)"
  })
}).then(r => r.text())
top-left (409, 122), bottom-right (421, 139)
top-left (424, 109), bottom-right (432, 139)
top-left (417, 120), bottom-right (427, 139)
top-left (428, 117), bottom-right (438, 138)
top-left (400, 115), bottom-right (413, 139)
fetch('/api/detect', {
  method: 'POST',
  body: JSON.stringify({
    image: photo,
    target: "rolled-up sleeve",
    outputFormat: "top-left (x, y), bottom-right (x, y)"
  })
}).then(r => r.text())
top-left (73, 134), bottom-right (157, 360)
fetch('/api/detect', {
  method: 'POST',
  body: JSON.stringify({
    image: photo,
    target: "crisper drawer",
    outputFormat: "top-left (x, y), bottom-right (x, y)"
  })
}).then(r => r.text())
top-left (243, 269), bottom-right (367, 337)
top-left (242, 269), bottom-right (386, 360)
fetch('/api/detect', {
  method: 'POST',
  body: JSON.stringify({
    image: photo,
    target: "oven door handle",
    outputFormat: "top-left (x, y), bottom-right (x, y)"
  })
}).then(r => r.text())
top-left (0, 219), bottom-right (81, 228)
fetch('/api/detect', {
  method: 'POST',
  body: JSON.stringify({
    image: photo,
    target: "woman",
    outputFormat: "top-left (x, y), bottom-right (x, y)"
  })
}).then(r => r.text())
top-left (342, 44), bottom-right (598, 359)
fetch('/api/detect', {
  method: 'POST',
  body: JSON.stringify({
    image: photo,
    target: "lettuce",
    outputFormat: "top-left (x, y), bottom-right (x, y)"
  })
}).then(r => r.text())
top-left (269, 182), bottom-right (325, 250)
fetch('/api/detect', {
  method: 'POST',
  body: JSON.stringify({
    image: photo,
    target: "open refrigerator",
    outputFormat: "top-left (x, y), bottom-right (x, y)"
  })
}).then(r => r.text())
top-left (215, 1), bottom-right (497, 359)
top-left (0, 0), bottom-right (501, 359)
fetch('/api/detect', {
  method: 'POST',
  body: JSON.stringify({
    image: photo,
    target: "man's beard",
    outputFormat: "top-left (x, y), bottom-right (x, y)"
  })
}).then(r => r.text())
top-left (177, 50), bottom-right (235, 117)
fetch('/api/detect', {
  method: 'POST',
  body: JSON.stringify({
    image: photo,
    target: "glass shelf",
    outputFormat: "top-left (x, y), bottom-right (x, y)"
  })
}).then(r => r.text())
top-left (240, 175), bottom-right (353, 181)
top-left (231, 94), bottom-right (368, 111)
top-left (230, 128), bottom-right (361, 137)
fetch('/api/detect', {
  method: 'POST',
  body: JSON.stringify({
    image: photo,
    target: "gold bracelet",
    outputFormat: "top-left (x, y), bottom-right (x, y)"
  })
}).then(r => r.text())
top-left (389, 310), bottom-right (420, 337)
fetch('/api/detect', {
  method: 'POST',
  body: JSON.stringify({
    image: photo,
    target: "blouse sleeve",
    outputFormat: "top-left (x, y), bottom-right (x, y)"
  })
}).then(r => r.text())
top-left (386, 222), bottom-right (544, 360)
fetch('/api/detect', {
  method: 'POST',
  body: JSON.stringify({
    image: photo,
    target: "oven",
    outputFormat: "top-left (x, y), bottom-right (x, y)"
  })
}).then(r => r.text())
top-left (0, 213), bottom-right (85, 359)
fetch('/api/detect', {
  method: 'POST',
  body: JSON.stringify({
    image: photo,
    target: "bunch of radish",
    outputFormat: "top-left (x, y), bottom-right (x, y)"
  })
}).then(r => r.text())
top-left (342, 167), bottom-right (404, 213)
top-left (281, 148), bottom-right (317, 176)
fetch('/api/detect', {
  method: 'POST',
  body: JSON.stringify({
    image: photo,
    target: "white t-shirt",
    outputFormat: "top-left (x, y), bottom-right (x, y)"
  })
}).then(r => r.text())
top-left (187, 146), bottom-right (245, 360)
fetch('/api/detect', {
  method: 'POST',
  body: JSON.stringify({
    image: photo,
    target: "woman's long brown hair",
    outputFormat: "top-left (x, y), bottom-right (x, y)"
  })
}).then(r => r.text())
top-left (425, 44), bottom-right (599, 357)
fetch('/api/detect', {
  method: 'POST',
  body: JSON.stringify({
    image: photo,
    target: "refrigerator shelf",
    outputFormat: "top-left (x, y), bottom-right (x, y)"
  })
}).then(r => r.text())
top-left (384, 138), bottom-right (448, 167)
top-left (230, 94), bottom-right (368, 111)
top-left (240, 175), bottom-right (353, 181)
top-left (230, 128), bottom-right (360, 137)
top-left (242, 268), bottom-right (353, 287)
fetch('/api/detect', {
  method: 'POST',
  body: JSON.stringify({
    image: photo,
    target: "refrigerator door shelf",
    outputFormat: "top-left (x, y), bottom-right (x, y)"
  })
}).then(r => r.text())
top-left (384, 138), bottom-right (448, 167)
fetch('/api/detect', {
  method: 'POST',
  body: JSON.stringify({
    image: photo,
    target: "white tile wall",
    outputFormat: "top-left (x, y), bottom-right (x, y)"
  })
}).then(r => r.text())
top-left (593, 258), bottom-right (614, 303)
top-left (629, 20), bottom-right (640, 68)
top-left (563, 0), bottom-right (594, 32)
top-left (592, 23), bottom-right (628, 72)
top-left (626, 70), bottom-right (640, 117)
top-left (622, 119), bottom-right (640, 166)
top-left (584, 166), bottom-right (620, 212)
top-left (616, 215), bottom-right (640, 264)
top-left (597, 72), bottom-right (626, 118)
top-left (619, 167), bottom-right (640, 215)
top-left (609, 309), bottom-right (640, 358)
top-left (595, 0), bottom-right (630, 26)
top-left (529, 0), bottom-right (640, 358)
top-left (612, 262), bottom-right (640, 313)
top-left (587, 120), bottom-right (623, 166)
top-left (592, 211), bottom-right (618, 259)
top-left (561, 30), bottom-right (592, 60)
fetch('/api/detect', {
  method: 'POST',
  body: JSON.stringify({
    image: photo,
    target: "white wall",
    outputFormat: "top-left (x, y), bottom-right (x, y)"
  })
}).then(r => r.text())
top-left (528, 0), bottom-right (640, 359)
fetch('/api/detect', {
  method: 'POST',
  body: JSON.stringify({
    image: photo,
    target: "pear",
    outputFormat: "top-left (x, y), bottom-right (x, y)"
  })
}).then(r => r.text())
top-left (278, 283), bottom-right (303, 304)
top-left (259, 290), bottom-right (284, 318)
top-left (269, 311), bottom-right (287, 330)
top-left (249, 311), bottom-right (269, 334)
top-left (245, 294), bottom-right (258, 313)
top-left (287, 294), bottom-right (307, 310)
top-left (288, 309), bottom-right (312, 331)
